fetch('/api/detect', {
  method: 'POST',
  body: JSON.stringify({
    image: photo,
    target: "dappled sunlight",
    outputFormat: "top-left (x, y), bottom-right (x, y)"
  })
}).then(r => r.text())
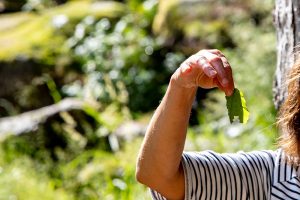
top-left (0, 0), bottom-right (276, 199)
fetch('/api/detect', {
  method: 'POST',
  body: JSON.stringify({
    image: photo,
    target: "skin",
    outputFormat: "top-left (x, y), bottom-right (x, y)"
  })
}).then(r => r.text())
top-left (136, 49), bottom-right (235, 200)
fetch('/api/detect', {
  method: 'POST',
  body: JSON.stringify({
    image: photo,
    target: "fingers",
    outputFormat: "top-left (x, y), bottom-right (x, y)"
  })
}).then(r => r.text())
top-left (183, 54), bottom-right (218, 78)
top-left (209, 50), bottom-right (235, 96)
top-left (195, 55), bottom-right (217, 78)
top-left (208, 54), bottom-right (229, 86)
top-left (207, 49), bottom-right (226, 58)
top-left (223, 62), bottom-right (234, 96)
top-left (177, 49), bottom-right (234, 95)
top-left (196, 50), bottom-right (235, 96)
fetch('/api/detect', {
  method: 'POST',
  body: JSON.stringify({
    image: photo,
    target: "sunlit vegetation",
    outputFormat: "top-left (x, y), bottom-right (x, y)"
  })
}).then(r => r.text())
top-left (0, 0), bottom-right (277, 199)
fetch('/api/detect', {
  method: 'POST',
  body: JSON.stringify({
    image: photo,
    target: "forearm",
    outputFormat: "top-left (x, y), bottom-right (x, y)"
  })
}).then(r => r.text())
top-left (136, 78), bottom-right (197, 197)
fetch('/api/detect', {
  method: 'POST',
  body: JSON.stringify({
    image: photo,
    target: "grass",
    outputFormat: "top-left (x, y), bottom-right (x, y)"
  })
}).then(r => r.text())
top-left (0, 156), bottom-right (73, 200)
top-left (0, 138), bottom-right (152, 200)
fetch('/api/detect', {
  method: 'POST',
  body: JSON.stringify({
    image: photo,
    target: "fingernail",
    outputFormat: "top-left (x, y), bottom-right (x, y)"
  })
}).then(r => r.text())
top-left (209, 70), bottom-right (217, 77)
top-left (222, 78), bottom-right (229, 86)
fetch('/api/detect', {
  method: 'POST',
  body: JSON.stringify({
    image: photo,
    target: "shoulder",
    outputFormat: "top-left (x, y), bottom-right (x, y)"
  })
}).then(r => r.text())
top-left (226, 149), bottom-right (278, 165)
top-left (183, 149), bottom-right (279, 163)
top-left (182, 149), bottom-right (280, 173)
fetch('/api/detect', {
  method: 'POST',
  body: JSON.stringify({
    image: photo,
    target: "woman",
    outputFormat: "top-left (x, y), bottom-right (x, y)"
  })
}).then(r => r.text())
top-left (136, 49), bottom-right (300, 200)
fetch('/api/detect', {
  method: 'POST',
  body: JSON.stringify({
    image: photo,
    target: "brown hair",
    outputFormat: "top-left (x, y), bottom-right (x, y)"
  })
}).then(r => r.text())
top-left (278, 51), bottom-right (300, 164)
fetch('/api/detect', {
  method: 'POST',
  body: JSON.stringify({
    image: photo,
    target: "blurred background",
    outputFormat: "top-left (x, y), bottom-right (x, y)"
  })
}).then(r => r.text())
top-left (0, 0), bottom-right (277, 199)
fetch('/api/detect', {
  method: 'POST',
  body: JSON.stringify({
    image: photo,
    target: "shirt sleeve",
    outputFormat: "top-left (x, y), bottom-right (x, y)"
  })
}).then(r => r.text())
top-left (150, 150), bottom-right (276, 200)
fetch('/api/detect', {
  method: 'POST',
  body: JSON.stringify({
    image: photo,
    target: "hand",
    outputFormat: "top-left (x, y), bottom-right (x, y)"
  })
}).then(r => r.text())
top-left (171, 49), bottom-right (235, 96)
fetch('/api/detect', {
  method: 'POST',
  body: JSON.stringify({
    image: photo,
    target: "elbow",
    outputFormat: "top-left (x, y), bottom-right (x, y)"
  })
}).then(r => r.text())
top-left (135, 165), bottom-right (144, 184)
top-left (135, 155), bottom-right (155, 187)
top-left (136, 161), bottom-right (185, 200)
top-left (135, 158), bottom-right (165, 189)
top-left (135, 158), bottom-right (148, 185)
top-left (136, 163), bottom-right (162, 193)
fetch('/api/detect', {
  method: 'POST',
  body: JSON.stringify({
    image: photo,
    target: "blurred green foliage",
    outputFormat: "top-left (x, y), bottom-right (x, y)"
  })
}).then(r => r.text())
top-left (0, 0), bottom-right (278, 199)
top-left (0, 0), bottom-right (126, 61)
top-left (65, 14), bottom-right (173, 111)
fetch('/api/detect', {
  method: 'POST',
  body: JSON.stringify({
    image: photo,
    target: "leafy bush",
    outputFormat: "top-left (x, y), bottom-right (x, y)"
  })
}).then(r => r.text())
top-left (64, 1), bottom-right (184, 112)
top-left (0, 0), bottom-right (278, 199)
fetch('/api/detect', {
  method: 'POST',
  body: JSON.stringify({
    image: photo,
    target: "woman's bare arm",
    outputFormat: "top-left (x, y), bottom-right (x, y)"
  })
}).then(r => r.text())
top-left (136, 49), bottom-right (234, 200)
top-left (136, 80), bottom-right (197, 199)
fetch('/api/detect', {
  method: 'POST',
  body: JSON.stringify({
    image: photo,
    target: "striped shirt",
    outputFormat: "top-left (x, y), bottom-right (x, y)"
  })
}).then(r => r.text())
top-left (150, 149), bottom-right (300, 200)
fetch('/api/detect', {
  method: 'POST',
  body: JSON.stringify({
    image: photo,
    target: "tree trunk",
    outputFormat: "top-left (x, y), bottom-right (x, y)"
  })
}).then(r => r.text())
top-left (273, 0), bottom-right (300, 109)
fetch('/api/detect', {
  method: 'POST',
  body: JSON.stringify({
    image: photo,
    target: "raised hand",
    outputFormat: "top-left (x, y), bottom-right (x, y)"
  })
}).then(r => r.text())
top-left (171, 49), bottom-right (235, 96)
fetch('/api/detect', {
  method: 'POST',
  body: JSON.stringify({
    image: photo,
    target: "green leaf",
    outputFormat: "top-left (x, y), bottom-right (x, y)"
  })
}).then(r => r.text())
top-left (225, 88), bottom-right (249, 124)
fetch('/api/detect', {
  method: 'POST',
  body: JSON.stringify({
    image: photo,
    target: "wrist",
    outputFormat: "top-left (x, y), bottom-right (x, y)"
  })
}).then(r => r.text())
top-left (168, 76), bottom-right (197, 102)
